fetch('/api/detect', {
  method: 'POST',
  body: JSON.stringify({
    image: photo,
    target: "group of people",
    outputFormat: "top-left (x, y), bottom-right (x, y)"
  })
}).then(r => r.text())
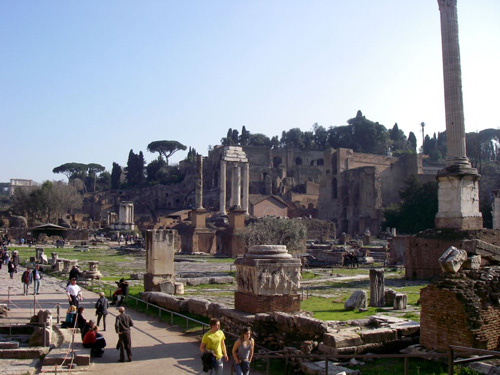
top-left (62, 275), bottom-right (134, 362)
top-left (20, 264), bottom-right (42, 295)
top-left (201, 318), bottom-right (255, 375)
top-left (0, 248), bottom-right (19, 279)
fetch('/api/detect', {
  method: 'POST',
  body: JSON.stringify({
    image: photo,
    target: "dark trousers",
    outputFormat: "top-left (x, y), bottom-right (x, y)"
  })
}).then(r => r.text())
top-left (118, 330), bottom-right (132, 361)
top-left (96, 314), bottom-right (106, 331)
top-left (69, 295), bottom-right (79, 308)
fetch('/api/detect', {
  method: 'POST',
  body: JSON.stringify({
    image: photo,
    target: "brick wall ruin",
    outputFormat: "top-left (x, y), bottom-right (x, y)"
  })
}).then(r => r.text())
top-left (420, 268), bottom-right (500, 351)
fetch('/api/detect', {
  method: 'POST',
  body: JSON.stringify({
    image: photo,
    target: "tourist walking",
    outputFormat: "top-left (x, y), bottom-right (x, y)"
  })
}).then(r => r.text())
top-left (32, 264), bottom-right (42, 295)
top-left (115, 306), bottom-right (134, 362)
top-left (200, 318), bottom-right (228, 375)
top-left (7, 258), bottom-right (16, 279)
top-left (232, 327), bottom-right (255, 375)
top-left (66, 278), bottom-right (83, 307)
top-left (21, 267), bottom-right (32, 295)
top-left (95, 292), bottom-right (109, 331)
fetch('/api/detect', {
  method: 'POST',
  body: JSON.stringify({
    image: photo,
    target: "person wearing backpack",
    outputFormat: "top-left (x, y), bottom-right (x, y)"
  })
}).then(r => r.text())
top-left (21, 267), bottom-right (32, 295)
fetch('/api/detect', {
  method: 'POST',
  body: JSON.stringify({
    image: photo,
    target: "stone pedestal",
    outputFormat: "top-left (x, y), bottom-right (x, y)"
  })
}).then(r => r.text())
top-left (144, 230), bottom-right (175, 292)
top-left (83, 261), bottom-right (102, 279)
top-left (435, 169), bottom-right (483, 230)
top-left (191, 209), bottom-right (207, 229)
top-left (234, 245), bottom-right (301, 314)
top-left (62, 260), bottom-right (78, 274)
top-left (229, 208), bottom-right (246, 230)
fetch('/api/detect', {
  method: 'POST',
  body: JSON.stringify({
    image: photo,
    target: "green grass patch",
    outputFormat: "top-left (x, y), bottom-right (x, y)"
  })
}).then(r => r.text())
top-left (353, 357), bottom-right (448, 375)
top-left (301, 296), bottom-right (385, 321)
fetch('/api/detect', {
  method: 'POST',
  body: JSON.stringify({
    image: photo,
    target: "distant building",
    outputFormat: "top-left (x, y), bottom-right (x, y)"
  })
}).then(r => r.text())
top-left (10, 179), bottom-right (34, 196)
top-left (248, 194), bottom-right (288, 218)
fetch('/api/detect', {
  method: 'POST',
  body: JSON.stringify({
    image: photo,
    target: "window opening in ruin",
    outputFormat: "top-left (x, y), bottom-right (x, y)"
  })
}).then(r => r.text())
top-left (295, 157), bottom-right (302, 165)
top-left (317, 158), bottom-right (324, 166)
top-left (273, 157), bottom-right (282, 168)
top-left (332, 178), bottom-right (338, 199)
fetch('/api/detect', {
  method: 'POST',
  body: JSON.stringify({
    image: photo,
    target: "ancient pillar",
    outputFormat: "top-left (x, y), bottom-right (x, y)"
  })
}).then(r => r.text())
top-left (220, 160), bottom-right (227, 215)
top-left (369, 268), bottom-right (385, 307)
top-left (493, 190), bottom-right (500, 230)
top-left (144, 229), bottom-right (175, 292)
top-left (242, 162), bottom-right (249, 214)
top-left (231, 165), bottom-right (241, 208)
top-left (84, 261), bottom-right (102, 279)
top-left (51, 252), bottom-right (58, 265)
top-left (435, 0), bottom-right (482, 230)
top-left (234, 245), bottom-right (301, 313)
top-left (195, 154), bottom-right (203, 210)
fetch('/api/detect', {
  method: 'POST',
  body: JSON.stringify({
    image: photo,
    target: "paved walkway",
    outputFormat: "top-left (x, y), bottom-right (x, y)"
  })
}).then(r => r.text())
top-left (0, 266), bottom-right (239, 374)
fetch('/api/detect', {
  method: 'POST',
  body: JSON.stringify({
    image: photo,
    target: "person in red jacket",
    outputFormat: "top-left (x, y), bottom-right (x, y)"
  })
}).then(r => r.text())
top-left (83, 326), bottom-right (106, 357)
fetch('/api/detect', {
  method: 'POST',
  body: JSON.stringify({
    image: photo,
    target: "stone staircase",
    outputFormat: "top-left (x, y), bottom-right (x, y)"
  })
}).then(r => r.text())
top-left (42, 326), bottom-right (91, 370)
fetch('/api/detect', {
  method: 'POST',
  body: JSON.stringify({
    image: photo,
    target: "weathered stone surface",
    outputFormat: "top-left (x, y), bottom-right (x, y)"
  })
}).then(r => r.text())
top-left (322, 331), bottom-right (362, 348)
top-left (461, 239), bottom-right (500, 262)
top-left (384, 288), bottom-right (397, 307)
top-left (344, 290), bottom-right (367, 311)
top-left (159, 281), bottom-right (175, 294)
top-left (438, 246), bottom-right (467, 273)
top-left (294, 315), bottom-right (328, 336)
top-left (186, 298), bottom-right (210, 317)
top-left (142, 292), bottom-right (188, 313)
top-left (301, 361), bottom-right (359, 375)
top-left (369, 269), bottom-right (385, 307)
top-left (0, 342), bottom-right (19, 349)
top-left (462, 255), bottom-right (481, 270)
top-left (359, 328), bottom-right (397, 344)
top-left (393, 293), bottom-right (407, 310)
top-left (174, 282), bottom-right (184, 295)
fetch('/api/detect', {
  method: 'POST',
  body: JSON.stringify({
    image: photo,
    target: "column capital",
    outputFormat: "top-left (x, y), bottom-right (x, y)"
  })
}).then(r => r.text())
top-left (437, 0), bottom-right (456, 10)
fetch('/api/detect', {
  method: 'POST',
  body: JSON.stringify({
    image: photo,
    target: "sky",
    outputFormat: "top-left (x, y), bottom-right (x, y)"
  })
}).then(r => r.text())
top-left (1, 0), bottom-right (499, 183)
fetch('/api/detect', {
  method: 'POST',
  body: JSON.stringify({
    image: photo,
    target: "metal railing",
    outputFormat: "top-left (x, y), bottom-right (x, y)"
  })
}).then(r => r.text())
top-left (115, 293), bottom-right (210, 335)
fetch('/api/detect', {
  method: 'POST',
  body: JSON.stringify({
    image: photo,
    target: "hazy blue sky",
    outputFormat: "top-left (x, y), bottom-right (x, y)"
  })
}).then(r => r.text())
top-left (1, 0), bottom-right (499, 183)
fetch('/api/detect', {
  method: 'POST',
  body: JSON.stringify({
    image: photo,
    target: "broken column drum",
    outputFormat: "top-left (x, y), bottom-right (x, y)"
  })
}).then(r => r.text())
top-left (234, 245), bottom-right (301, 313)
top-left (144, 229), bottom-right (175, 292)
top-left (83, 261), bottom-right (102, 280)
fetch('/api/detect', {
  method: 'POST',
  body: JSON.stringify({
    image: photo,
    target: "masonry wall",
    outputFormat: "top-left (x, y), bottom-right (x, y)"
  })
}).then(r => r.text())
top-left (420, 269), bottom-right (500, 351)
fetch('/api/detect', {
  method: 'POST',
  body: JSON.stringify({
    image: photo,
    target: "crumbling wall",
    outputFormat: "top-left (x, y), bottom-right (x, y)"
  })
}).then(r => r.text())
top-left (420, 268), bottom-right (500, 351)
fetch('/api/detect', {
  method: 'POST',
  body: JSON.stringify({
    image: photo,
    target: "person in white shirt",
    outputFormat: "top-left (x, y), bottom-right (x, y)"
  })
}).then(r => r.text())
top-left (66, 278), bottom-right (83, 307)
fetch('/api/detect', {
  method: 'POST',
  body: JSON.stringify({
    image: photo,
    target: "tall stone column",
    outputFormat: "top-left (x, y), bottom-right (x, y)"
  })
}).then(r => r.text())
top-left (438, 0), bottom-right (468, 166)
top-left (231, 165), bottom-right (241, 208)
top-left (435, 0), bottom-right (482, 230)
top-left (195, 154), bottom-right (203, 209)
top-left (242, 162), bottom-right (249, 214)
top-left (219, 161), bottom-right (227, 214)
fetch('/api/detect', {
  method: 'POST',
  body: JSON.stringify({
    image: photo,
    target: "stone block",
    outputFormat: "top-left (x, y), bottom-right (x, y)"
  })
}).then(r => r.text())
top-left (174, 282), bottom-right (184, 295)
top-left (344, 290), bottom-right (367, 311)
top-left (187, 298), bottom-right (210, 317)
top-left (359, 328), bottom-right (396, 344)
top-left (462, 255), bottom-right (481, 270)
top-left (143, 292), bottom-right (188, 313)
top-left (438, 246), bottom-right (467, 273)
top-left (159, 281), bottom-right (175, 294)
top-left (384, 288), bottom-right (397, 307)
top-left (393, 293), bottom-right (407, 310)
top-left (322, 331), bottom-right (362, 348)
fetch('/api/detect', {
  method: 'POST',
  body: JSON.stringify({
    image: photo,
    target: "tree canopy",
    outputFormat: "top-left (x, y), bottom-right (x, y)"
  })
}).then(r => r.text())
top-left (147, 140), bottom-right (187, 165)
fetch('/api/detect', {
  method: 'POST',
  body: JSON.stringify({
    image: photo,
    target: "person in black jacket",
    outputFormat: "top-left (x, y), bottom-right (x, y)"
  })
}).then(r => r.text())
top-left (95, 292), bottom-right (109, 331)
top-left (110, 278), bottom-right (129, 306)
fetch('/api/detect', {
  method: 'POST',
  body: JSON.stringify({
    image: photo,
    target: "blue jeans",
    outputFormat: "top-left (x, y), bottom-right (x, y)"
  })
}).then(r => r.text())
top-left (208, 358), bottom-right (223, 375)
top-left (235, 361), bottom-right (250, 375)
top-left (33, 279), bottom-right (40, 294)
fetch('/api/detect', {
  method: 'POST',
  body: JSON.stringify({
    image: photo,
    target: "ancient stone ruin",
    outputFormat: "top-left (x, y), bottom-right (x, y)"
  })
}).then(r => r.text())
top-left (420, 244), bottom-right (500, 351)
top-left (144, 229), bottom-right (177, 293)
top-left (234, 245), bottom-right (301, 313)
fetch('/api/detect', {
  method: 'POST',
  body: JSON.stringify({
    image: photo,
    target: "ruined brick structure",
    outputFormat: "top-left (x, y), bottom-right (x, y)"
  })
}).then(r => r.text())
top-left (318, 149), bottom-right (429, 236)
top-left (420, 268), bottom-right (500, 351)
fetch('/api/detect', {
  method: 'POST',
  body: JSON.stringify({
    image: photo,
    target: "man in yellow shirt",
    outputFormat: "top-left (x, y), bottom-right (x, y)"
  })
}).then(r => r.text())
top-left (200, 318), bottom-right (228, 375)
